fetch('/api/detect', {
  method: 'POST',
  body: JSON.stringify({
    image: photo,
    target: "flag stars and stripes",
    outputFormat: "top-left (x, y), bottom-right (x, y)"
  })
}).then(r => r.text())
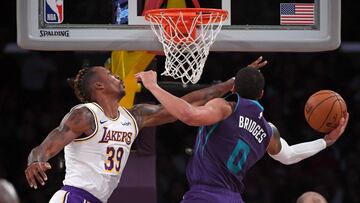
top-left (280, 3), bottom-right (315, 25)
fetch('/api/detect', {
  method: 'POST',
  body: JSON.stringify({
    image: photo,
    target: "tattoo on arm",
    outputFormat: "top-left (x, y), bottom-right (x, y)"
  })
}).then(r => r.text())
top-left (129, 104), bottom-right (167, 129)
top-left (204, 89), bottom-right (224, 101)
top-left (27, 107), bottom-right (95, 165)
top-left (27, 125), bottom-right (70, 165)
top-left (181, 81), bottom-right (233, 107)
top-left (66, 107), bottom-right (96, 137)
top-left (128, 80), bottom-right (234, 129)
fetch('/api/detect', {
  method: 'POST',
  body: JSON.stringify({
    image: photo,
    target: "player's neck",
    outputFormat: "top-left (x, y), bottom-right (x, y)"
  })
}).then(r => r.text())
top-left (95, 97), bottom-right (119, 120)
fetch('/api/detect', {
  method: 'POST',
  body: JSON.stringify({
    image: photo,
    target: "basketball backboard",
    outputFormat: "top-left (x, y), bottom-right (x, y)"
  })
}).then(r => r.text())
top-left (17, 0), bottom-right (341, 52)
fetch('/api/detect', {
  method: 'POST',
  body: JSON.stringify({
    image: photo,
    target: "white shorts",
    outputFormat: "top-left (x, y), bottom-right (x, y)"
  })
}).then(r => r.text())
top-left (49, 185), bottom-right (102, 203)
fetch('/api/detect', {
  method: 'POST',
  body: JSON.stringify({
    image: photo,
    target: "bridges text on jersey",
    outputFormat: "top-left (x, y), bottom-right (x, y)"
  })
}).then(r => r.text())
top-left (239, 116), bottom-right (267, 143)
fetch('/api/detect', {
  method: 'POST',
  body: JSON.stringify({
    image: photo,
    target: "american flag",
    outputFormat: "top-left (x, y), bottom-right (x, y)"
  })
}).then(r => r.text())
top-left (280, 3), bottom-right (315, 25)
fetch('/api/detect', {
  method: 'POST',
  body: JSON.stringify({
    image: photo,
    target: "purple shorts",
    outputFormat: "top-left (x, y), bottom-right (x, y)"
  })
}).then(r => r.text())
top-left (181, 185), bottom-right (244, 203)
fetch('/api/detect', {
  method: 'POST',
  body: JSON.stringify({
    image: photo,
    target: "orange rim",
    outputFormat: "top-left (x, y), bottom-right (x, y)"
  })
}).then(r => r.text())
top-left (144, 8), bottom-right (228, 24)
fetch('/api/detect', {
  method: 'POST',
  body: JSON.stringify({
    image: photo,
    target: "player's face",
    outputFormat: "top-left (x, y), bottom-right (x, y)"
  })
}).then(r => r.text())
top-left (95, 67), bottom-right (126, 100)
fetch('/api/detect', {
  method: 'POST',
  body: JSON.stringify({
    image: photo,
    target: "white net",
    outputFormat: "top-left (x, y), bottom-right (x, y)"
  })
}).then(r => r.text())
top-left (146, 9), bottom-right (227, 84)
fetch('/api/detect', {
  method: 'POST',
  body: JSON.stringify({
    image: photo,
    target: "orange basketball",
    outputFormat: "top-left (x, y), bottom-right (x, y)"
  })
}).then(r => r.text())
top-left (304, 90), bottom-right (347, 133)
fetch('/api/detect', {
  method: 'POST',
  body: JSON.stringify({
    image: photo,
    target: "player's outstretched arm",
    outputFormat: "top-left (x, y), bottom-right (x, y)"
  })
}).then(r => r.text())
top-left (130, 77), bottom-right (234, 128)
top-left (135, 71), bottom-right (234, 126)
top-left (267, 113), bottom-right (349, 165)
top-left (25, 107), bottom-right (95, 189)
top-left (130, 56), bottom-right (268, 128)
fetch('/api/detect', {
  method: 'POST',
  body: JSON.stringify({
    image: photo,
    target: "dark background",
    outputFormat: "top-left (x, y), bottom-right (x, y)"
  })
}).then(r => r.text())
top-left (1, 1), bottom-right (360, 203)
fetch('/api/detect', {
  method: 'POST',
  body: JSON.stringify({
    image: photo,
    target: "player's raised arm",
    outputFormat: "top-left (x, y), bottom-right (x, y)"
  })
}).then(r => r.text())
top-left (25, 107), bottom-right (95, 189)
top-left (129, 77), bottom-right (235, 128)
top-left (246, 56), bottom-right (268, 69)
top-left (135, 71), bottom-right (234, 126)
top-left (266, 113), bottom-right (349, 165)
top-left (130, 56), bottom-right (268, 128)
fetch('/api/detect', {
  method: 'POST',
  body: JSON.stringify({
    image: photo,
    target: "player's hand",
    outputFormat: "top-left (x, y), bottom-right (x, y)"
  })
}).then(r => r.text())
top-left (25, 162), bottom-right (51, 189)
top-left (247, 56), bottom-right (268, 69)
top-left (324, 112), bottom-right (349, 147)
top-left (135, 71), bottom-right (158, 90)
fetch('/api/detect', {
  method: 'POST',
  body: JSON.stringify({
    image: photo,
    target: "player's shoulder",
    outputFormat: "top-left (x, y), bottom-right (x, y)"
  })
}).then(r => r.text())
top-left (203, 99), bottom-right (234, 119)
top-left (62, 105), bottom-right (96, 135)
top-left (126, 104), bottom-right (142, 118)
top-left (65, 103), bottom-right (96, 124)
top-left (70, 102), bottom-right (92, 111)
top-left (71, 102), bottom-right (105, 115)
top-left (207, 97), bottom-right (232, 105)
top-left (209, 97), bottom-right (228, 103)
top-left (118, 106), bottom-right (138, 123)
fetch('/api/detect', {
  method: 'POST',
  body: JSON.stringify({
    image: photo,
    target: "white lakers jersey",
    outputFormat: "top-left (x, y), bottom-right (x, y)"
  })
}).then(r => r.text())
top-left (63, 102), bottom-right (139, 202)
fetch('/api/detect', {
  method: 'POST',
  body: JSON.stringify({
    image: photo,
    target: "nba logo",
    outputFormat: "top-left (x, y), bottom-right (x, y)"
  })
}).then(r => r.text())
top-left (44, 0), bottom-right (63, 23)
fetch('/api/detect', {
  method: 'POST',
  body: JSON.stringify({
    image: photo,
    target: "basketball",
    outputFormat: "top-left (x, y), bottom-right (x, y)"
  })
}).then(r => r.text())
top-left (304, 90), bottom-right (347, 133)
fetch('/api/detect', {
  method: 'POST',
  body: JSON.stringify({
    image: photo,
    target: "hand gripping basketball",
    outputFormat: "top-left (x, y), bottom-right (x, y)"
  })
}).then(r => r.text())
top-left (324, 112), bottom-right (349, 147)
top-left (304, 90), bottom-right (347, 133)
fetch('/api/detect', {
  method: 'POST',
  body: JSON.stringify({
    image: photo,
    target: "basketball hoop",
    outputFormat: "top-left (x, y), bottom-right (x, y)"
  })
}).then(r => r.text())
top-left (145, 8), bottom-right (228, 84)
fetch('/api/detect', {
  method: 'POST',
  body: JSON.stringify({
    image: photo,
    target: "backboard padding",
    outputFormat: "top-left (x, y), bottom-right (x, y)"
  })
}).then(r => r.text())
top-left (17, 0), bottom-right (340, 52)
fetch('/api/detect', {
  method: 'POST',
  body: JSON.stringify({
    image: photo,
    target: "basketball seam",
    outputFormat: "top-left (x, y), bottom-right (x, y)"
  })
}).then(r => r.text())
top-left (317, 98), bottom-right (337, 132)
top-left (337, 95), bottom-right (346, 108)
top-left (336, 94), bottom-right (345, 120)
top-left (335, 95), bottom-right (342, 113)
top-left (306, 95), bottom-right (337, 122)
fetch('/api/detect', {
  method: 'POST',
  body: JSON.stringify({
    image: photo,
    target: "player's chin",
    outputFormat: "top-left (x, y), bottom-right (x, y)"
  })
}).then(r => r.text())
top-left (118, 91), bottom-right (126, 100)
top-left (119, 83), bottom-right (125, 91)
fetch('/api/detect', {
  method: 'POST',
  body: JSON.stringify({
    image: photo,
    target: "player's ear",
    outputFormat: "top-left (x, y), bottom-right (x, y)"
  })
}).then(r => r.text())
top-left (67, 77), bottom-right (75, 89)
top-left (259, 90), bottom-right (264, 99)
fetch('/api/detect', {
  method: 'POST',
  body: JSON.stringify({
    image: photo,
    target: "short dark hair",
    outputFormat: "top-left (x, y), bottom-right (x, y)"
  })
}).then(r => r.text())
top-left (234, 67), bottom-right (264, 100)
top-left (68, 66), bottom-right (97, 103)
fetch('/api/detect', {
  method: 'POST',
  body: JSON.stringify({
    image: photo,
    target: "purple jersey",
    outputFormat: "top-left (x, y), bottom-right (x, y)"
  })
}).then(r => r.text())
top-left (186, 94), bottom-right (273, 194)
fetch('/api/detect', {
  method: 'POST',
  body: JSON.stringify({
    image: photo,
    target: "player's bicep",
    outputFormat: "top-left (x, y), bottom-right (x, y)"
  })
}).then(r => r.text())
top-left (39, 107), bottom-right (94, 157)
top-left (63, 107), bottom-right (95, 135)
top-left (266, 122), bottom-right (282, 155)
top-left (39, 125), bottom-right (78, 156)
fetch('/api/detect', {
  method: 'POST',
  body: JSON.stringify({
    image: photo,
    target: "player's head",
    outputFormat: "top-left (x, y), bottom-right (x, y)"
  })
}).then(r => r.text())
top-left (0, 179), bottom-right (20, 203)
top-left (69, 66), bottom-right (125, 103)
top-left (233, 67), bottom-right (264, 100)
top-left (296, 192), bottom-right (328, 203)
